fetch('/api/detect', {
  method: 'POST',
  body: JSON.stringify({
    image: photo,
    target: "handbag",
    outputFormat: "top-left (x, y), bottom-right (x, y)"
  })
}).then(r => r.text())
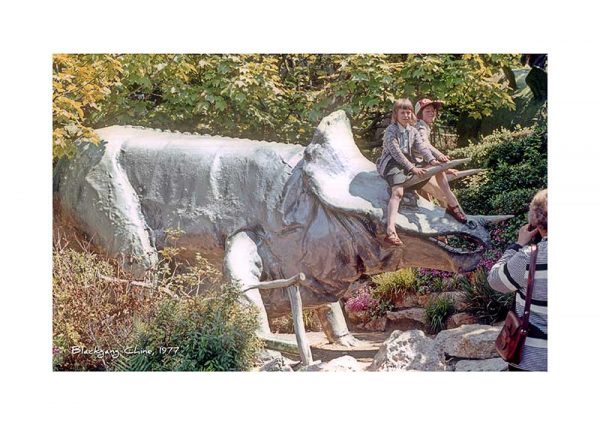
top-left (495, 244), bottom-right (538, 364)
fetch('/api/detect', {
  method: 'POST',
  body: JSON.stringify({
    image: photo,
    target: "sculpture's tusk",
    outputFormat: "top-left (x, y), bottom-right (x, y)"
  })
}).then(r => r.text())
top-left (447, 168), bottom-right (485, 183)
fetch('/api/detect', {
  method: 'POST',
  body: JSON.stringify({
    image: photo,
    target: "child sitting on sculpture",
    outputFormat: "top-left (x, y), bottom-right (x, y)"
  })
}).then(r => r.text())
top-left (413, 98), bottom-right (462, 205)
top-left (376, 98), bottom-right (468, 246)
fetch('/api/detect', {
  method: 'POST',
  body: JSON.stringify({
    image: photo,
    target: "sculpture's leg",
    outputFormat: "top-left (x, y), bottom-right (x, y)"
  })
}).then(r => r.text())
top-left (224, 231), bottom-right (305, 356)
top-left (315, 302), bottom-right (364, 347)
top-left (224, 231), bottom-right (270, 334)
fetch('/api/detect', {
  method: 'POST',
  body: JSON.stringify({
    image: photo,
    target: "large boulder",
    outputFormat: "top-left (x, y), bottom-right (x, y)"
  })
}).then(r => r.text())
top-left (368, 330), bottom-right (447, 371)
top-left (434, 324), bottom-right (501, 359)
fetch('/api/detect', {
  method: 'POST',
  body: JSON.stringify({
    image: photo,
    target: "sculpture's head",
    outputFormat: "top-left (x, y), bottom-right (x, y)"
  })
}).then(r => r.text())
top-left (283, 110), bottom-right (511, 278)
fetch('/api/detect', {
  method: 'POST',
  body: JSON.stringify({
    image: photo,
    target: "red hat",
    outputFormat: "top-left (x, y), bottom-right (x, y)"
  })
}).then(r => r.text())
top-left (415, 99), bottom-right (444, 118)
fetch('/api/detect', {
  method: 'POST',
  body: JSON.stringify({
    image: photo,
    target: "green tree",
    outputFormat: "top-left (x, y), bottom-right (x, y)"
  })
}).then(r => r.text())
top-left (53, 54), bottom-right (520, 160)
top-left (52, 54), bottom-right (123, 158)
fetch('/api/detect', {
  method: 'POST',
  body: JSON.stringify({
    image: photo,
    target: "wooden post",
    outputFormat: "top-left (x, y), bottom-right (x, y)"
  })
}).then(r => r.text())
top-left (242, 273), bottom-right (314, 366)
top-left (286, 277), bottom-right (313, 365)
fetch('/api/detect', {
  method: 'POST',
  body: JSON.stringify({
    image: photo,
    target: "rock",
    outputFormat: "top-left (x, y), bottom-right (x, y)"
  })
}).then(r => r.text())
top-left (357, 316), bottom-right (387, 332)
top-left (435, 324), bottom-right (502, 359)
top-left (386, 308), bottom-right (427, 326)
top-left (442, 291), bottom-right (468, 311)
top-left (345, 309), bottom-right (369, 323)
top-left (259, 357), bottom-right (295, 372)
top-left (446, 312), bottom-right (477, 329)
top-left (368, 330), bottom-right (447, 371)
top-left (455, 357), bottom-right (508, 372)
top-left (417, 293), bottom-right (432, 307)
top-left (321, 355), bottom-right (363, 372)
top-left (256, 349), bottom-right (282, 363)
top-left (255, 349), bottom-right (298, 371)
top-left (418, 291), bottom-right (467, 310)
top-left (392, 293), bottom-right (420, 309)
top-left (298, 360), bottom-right (324, 372)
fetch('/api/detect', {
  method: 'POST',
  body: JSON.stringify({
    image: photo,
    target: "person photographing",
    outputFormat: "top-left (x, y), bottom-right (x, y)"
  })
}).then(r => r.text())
top-left (488, 189), bottom-right (548, 371)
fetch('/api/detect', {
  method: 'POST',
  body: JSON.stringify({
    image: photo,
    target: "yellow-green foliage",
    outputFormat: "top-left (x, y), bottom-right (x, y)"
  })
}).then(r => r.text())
top-left (371, 268), bottom-right (419, 300)
top-left (53, 54), bottom-right (123, 159)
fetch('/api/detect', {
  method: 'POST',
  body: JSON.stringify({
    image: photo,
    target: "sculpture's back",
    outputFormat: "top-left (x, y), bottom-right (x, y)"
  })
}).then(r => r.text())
top-left (55, 125), bottom-right (305, 272)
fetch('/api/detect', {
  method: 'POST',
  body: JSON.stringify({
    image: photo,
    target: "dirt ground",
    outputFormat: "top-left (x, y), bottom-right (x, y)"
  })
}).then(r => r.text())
top-left (272, 331), bottom-right (392, 367)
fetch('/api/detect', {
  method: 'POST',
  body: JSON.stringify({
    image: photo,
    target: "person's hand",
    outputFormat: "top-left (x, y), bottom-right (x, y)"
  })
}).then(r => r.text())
top-left (446, 168), bottom-right (459, 176)
top-left (517, 224), bottom-right (539, 246)
top-left (429, 159), bottom-right (441, 166)
top-left (411, 167), bottom-right (427, 176)
top-left (438, 154), bottom-right (450, 162)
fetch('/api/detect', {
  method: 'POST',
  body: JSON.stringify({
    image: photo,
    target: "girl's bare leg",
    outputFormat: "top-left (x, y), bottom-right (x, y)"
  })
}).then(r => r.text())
top-left (386, 185), bottom-right (404, 236)
top-left (433, 173), bottom-right (462, 210)
top-left (421, 179), bottom-right (447, 207)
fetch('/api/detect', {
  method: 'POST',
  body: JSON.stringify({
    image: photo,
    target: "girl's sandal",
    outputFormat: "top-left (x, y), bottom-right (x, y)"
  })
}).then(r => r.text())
top-left (384, 232), bottom-right (404, 246)
top-left (446, 204), bottom-right (467, 224)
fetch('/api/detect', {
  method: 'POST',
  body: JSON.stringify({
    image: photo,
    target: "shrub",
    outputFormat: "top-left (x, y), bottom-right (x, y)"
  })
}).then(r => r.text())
top-left (114, 283), bottom-right (262, 371)
top-left (449, 122), bottom-right (547, 218)
top-left (459, 268), bottom-right (514, 324)
top-left (53, 228), bottom-right (261, 371)
top-left (371, 268), bottom-right (419, 300)
top-left (52, 244), bottom-right (165, 371)
top-left (425, 296), bottom-right (455, 334)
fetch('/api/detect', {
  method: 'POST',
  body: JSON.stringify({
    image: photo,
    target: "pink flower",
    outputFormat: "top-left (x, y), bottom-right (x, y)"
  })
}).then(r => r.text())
top-left (346, 287), bottom-right (377, 312)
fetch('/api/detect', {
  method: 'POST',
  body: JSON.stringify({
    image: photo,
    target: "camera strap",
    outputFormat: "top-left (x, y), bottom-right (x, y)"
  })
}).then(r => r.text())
top-left (520, 244), bottom-right (538, 333)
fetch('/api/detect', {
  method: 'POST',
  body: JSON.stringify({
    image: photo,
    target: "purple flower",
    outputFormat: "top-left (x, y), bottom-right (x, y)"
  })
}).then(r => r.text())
top-left (418, 268), bottom-right (453, 279)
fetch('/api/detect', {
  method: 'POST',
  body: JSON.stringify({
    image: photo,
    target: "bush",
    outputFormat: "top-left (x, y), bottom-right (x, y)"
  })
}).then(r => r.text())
top-left (114, 284), bottom-right (262, 371)
top-left (449, 123), bottom-right (547, 217)
top-left (52, 245), bottom-right (165, 371)
top-left (425, 296), bottom-right (455, 334)
top-left (371, 268), bottom-right (419, 301)
top-left (53, 229), bottom-right (261, 371)
top-left (459, 268), bottom-right (514, 325)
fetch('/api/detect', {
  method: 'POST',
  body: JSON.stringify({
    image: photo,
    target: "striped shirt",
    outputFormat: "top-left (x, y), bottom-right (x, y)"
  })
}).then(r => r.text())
top-left (488, 238), bottom-right (548, 371)
top-left (376, 123), bottom-right (435, 176)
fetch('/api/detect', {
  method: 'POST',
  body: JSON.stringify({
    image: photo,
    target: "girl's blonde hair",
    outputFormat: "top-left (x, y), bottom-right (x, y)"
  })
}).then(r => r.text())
top-left (528, 189), bottom-right (548, 230)
top-left (391, 98), bottom-right (414, 124)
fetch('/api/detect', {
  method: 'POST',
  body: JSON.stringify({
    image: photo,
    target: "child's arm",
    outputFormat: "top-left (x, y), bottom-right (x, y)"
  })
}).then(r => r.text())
top-left (412, 130), bottom-right (436, 164)
top-left (417, 126), bottom-right (444, 160)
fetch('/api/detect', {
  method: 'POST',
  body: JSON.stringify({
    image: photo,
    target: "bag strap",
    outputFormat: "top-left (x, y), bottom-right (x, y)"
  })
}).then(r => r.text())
top-left (521, 244), bottom-right (538, 332)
